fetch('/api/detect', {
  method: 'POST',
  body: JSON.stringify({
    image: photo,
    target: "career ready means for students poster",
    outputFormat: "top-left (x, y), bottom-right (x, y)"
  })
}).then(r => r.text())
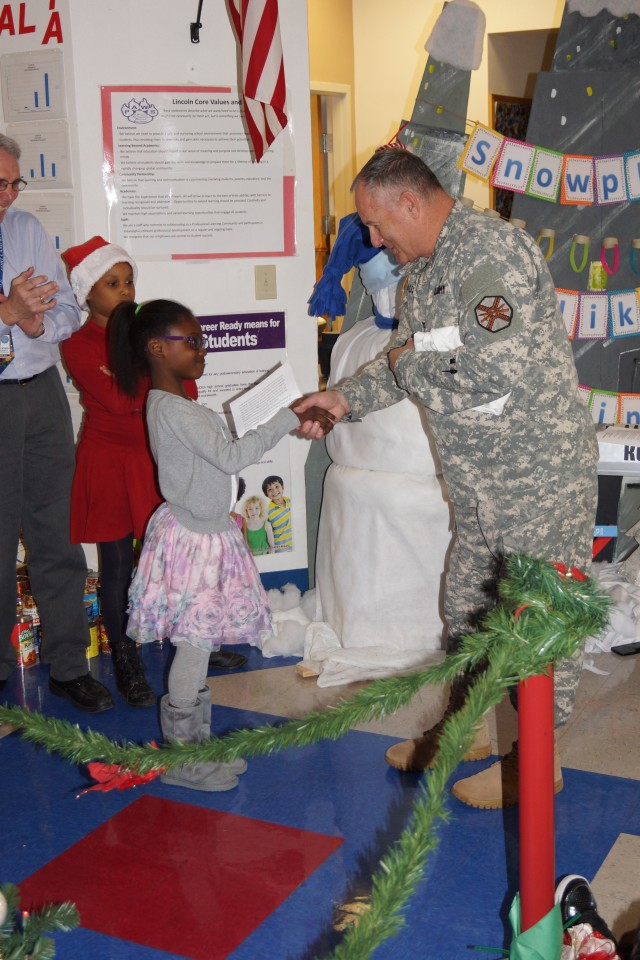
top-left (197, 311), bottom-right (297, 571)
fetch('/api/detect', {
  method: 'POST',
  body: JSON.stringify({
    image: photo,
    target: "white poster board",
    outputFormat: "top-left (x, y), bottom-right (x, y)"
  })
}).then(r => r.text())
top-left (101, 85), bottom-right (295, 258)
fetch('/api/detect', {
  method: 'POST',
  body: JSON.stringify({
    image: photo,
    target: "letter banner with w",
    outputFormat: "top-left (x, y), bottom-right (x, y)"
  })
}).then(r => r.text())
top-left (227, 0), bottom-right (288, 162)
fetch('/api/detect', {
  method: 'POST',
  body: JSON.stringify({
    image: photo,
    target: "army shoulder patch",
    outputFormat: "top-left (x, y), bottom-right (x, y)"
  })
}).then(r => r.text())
top-left (475, 295), bottom-right (513, 333)
top-left (460, 262), bottom-right (522, 342)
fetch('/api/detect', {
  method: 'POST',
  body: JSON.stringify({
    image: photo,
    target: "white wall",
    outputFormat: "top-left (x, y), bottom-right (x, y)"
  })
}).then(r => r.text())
top-left (1, 0), bottom-right (317, 579)
top-left (352, 0), bottom-right (565, 206)
top-left (65, 0), bottom-right (317, 376)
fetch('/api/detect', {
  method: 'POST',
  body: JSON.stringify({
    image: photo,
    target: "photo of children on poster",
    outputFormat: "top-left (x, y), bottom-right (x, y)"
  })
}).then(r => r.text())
top-left (196, 311), bottom-right (295, 566)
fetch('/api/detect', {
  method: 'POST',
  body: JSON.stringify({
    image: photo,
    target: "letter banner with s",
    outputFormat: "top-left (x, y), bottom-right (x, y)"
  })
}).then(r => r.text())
top-left (457, 122), bottom-right (503, 182)
top-left (458, 123), bottom-right (640, 208)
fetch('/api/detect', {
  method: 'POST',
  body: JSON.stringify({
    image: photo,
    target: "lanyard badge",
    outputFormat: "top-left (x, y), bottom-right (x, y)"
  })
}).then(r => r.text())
top-left (0, 229), bottom-right (15, 371)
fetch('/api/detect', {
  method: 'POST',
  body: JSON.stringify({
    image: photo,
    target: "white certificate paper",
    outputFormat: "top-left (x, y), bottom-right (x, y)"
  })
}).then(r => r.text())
top-left (228, 361), bottom-right (300, 437)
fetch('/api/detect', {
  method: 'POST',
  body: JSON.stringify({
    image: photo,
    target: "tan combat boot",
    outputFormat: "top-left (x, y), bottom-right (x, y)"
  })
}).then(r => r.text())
top-left (451, 740), bottom-right (563, 809)
top-left (385, 715), bottom-right (491, 772)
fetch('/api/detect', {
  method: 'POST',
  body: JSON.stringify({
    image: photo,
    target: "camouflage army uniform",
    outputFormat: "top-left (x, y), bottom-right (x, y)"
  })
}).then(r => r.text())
top-left (337, 200), bottom-right (598, 725)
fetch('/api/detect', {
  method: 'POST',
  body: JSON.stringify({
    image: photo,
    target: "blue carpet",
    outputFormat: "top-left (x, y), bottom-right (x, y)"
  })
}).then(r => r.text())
top-left (1, 647), bottom-right (638, 959)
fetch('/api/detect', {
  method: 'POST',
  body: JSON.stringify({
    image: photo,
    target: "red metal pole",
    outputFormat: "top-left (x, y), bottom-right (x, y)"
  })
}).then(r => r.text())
top-left (518, 666), bottom-right (556, 931)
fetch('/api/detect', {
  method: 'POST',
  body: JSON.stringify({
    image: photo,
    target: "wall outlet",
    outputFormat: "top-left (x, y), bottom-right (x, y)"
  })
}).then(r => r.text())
top-left (255, 264), bottom-right (277, 300)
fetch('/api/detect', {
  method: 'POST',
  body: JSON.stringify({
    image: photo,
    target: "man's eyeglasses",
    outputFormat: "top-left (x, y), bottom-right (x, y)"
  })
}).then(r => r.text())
top-left (0, 178), bottom-right (28, 193)
top-left (157, 334), bottom-right (207, 350)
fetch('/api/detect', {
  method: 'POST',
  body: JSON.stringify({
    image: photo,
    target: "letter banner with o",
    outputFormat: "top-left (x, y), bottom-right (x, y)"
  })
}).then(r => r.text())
top-left (527, 147), bottom-right (563, 202)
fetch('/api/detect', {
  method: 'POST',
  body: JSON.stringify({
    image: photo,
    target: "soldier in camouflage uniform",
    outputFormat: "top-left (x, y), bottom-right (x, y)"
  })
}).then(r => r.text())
top-left (295, 148), bottom-right (598, 809)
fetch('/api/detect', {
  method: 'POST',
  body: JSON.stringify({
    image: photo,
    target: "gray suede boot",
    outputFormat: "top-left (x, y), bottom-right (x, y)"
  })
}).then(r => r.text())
top-left (160, 694), bottom-right (239, 792)
top-left (198, 688), bottom-right (247, 776)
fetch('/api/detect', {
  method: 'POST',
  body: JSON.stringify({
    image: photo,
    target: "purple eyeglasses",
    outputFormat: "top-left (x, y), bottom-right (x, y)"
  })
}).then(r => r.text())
top-left (145, 334), bottom-right (207, 351)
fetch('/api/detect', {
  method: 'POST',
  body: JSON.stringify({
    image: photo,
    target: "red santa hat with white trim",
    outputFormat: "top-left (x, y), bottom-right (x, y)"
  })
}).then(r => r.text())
top-left (61, 236), bottom-right (137, 311)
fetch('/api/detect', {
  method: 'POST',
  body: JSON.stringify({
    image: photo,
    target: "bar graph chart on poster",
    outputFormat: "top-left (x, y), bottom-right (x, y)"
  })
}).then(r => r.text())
top-left (0, 48), bottom-right (67, 121)
top-left (5, 118), bottom-right (72, 188)
top-left (14, 191), bottom-right (74, 254)
top-left (0, 46), bottom-right (74, 262)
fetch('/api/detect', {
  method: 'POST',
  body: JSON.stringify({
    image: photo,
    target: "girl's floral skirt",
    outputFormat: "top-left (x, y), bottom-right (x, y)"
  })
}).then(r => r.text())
top-left (127, 504), bottom-right (275, 652)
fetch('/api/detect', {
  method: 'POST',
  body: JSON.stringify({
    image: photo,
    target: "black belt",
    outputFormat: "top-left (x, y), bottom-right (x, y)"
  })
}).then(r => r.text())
top-left (0, 372), bottom-right (40, 386)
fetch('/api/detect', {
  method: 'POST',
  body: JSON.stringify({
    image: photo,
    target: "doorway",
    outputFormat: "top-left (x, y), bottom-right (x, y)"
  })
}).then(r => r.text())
top-left (309, 83), bottom-right (354, 318)
top-left (310, 84), bottom-right (354, 380)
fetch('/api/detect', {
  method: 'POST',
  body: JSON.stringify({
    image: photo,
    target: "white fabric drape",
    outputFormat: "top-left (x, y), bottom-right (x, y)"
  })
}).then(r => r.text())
top-left (305, 317), bottom-right (453, 684)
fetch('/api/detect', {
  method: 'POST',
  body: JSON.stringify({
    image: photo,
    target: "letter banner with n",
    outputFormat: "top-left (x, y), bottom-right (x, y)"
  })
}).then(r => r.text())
top-left (457, 122), bottom-right (503, 182)
top-left (620, 394), bottom-right (640, 426)
top-left (227, 0), bottom-right (288, 162)
top-left (491, 138), bottom-right (535, 194)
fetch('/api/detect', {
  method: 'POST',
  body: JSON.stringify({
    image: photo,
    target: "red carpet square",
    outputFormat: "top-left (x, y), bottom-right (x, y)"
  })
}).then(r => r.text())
top-left (19, 795), bottom-right (344, 960)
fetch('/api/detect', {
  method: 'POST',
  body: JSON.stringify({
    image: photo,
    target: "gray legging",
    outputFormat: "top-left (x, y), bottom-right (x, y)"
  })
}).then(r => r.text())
top-left (168, 642), bottom-right (210, 708)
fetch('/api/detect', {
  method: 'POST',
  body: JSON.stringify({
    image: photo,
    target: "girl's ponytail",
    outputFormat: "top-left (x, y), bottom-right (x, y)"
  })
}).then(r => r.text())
top-left (108, 301), bottom-right (144, 396)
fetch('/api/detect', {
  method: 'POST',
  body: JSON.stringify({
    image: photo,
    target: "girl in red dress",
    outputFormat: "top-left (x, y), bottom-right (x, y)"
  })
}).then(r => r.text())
top-left (60, 237), bottom-right (197, 706)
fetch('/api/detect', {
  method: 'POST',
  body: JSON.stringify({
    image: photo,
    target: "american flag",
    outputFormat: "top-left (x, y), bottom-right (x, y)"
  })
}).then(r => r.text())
top-left (227, 0), bottom-right (288, 162)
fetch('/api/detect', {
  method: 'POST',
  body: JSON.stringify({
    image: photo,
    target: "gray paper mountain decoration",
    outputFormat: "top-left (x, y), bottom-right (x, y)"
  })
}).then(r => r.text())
top-left (510, 3), bottom-right (640, 395)
top-left (396, 0), bottom-right (487, 197)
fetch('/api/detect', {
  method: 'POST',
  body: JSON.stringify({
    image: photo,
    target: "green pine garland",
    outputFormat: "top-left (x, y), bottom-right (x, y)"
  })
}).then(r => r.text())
top-left (0, 884), bottom-right (79, 960)
top-left (0, 555), bottom-right (610, 960)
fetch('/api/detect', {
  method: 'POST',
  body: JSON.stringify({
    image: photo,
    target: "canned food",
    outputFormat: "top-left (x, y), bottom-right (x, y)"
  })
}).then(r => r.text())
top-left (98, 616), bottom-right (111, 655)
top-left (28, 606), bottom-right (41, 654)
top-left (84, 590), bottom-right (99, 620)
top-left (11, 615), bottom-right (37, 667)
top-left (83, 596), bottom-right (100, 658)
top-left (86, 619), bottom-right (100, 659)
top-left (16, 575), bottom-right (30, 596)
top-left (588, 261), bottom-right (608, 291)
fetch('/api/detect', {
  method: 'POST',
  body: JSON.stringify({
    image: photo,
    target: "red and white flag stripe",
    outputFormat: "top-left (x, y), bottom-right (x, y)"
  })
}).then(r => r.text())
top-left (227, 0), bottom-right (288, 162)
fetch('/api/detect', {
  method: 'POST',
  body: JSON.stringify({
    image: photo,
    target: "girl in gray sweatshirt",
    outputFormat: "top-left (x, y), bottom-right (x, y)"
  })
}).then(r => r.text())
top-left (108, 298), bottom-right (331, 791)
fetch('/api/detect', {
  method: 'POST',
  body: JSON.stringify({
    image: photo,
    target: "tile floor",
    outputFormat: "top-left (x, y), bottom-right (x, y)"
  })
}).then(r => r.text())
top-left (1, 641), bottom-right (639, 959)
